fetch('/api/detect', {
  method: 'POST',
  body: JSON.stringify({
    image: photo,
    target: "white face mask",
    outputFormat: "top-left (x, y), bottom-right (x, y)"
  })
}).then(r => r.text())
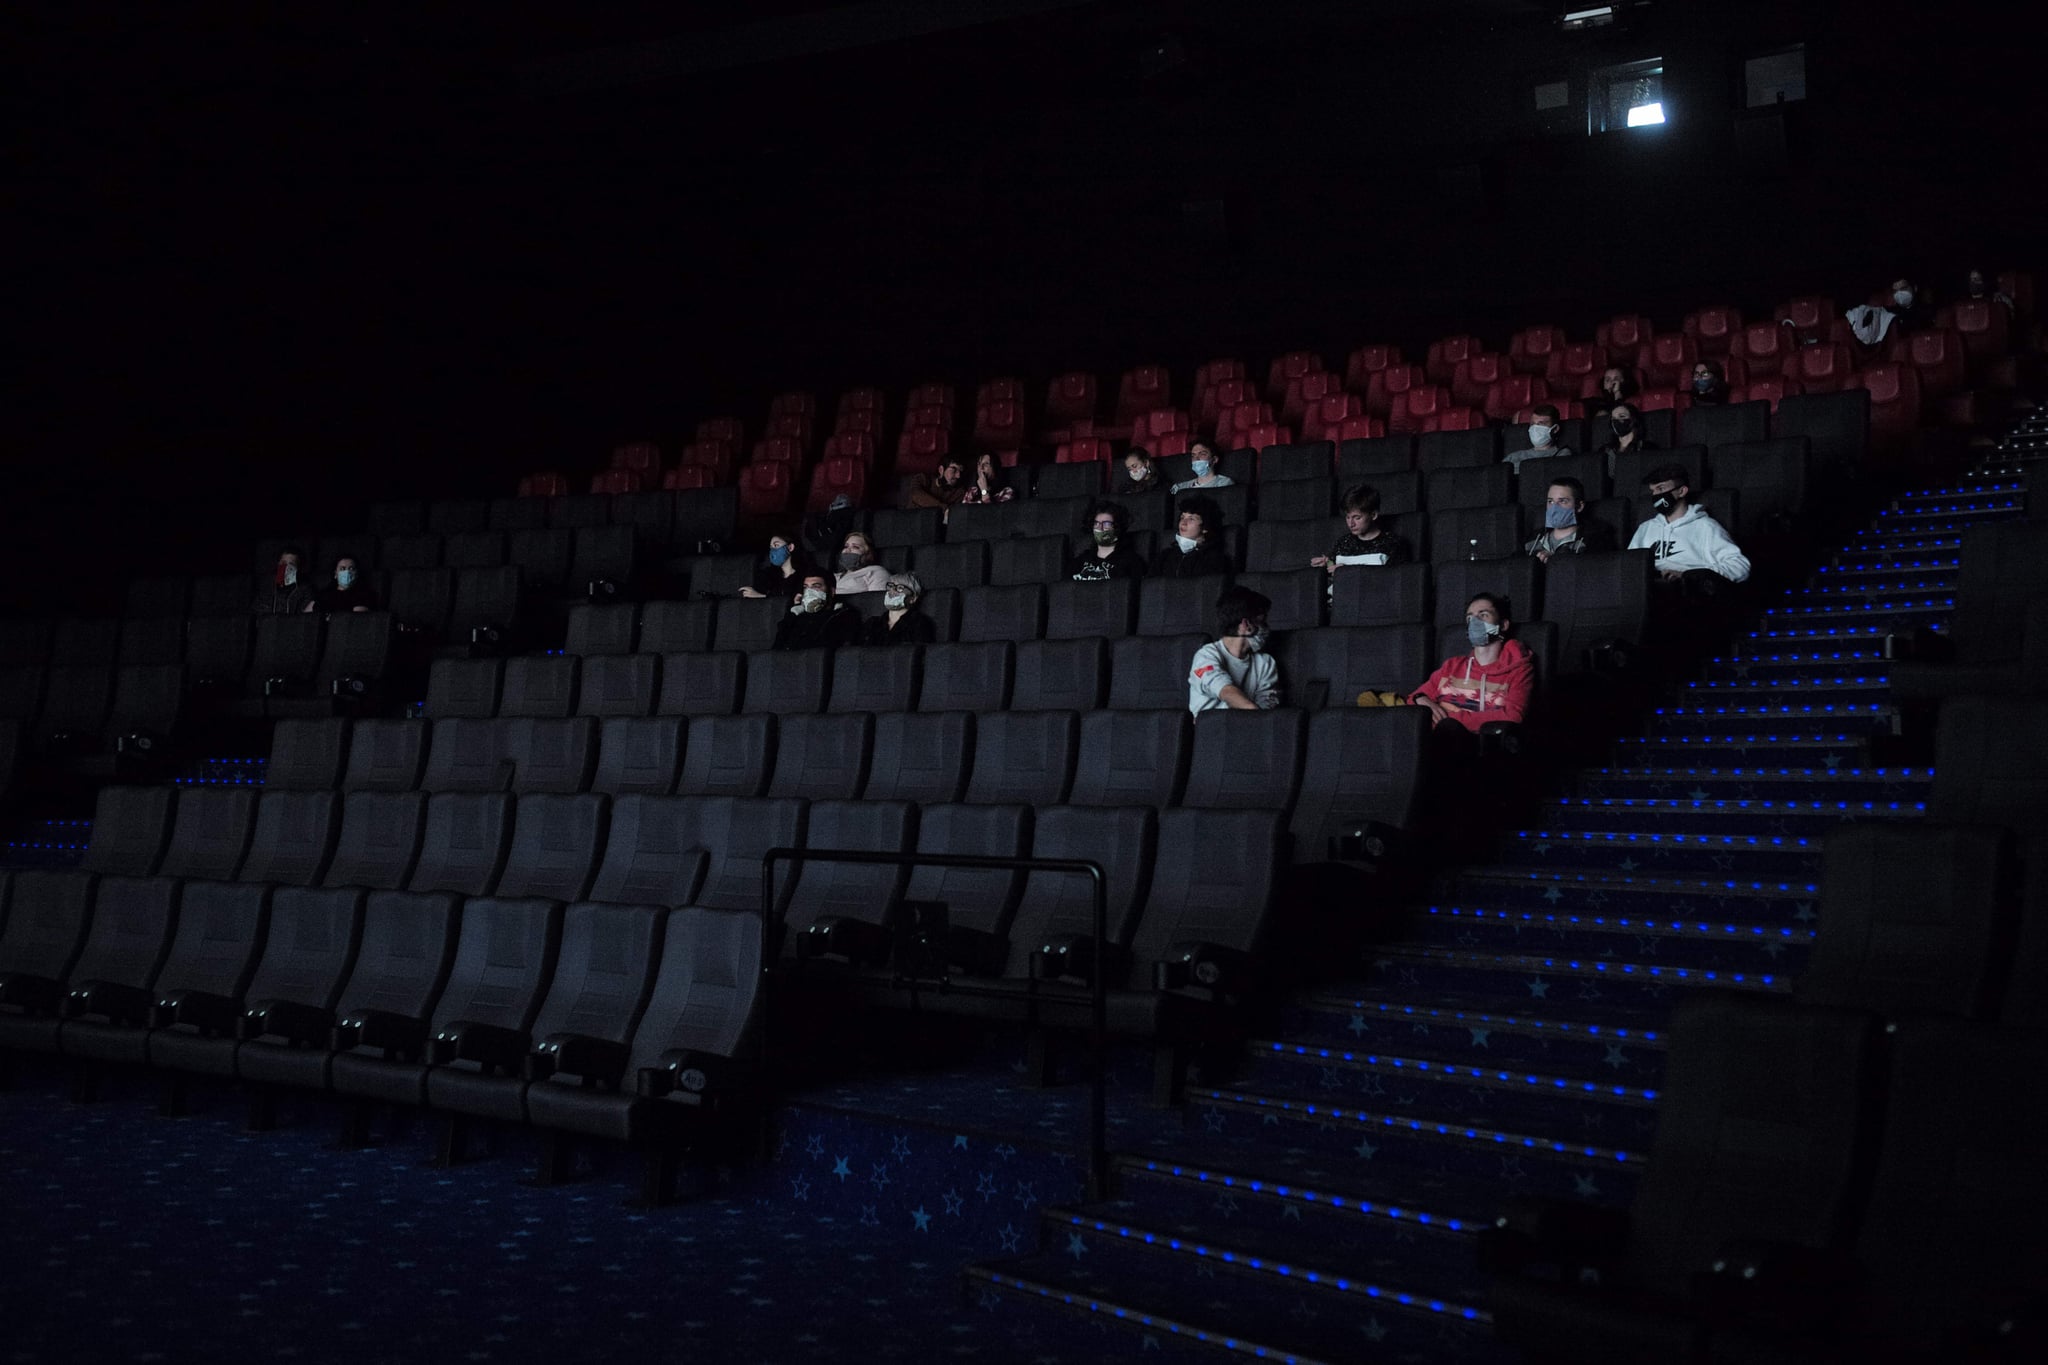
top-left (1527, 424), bottom-right (1553, 448)
top-left (800, 587), bottom-right (828, 613)
top-left (282, 565), bottom-right (298, 586)
top-left (1175, 534), bottom-right (1199, 553)
top-left (883, 590), bottom-right (909, 609)
top-left (1893, 288), bottom-right (1914, 308)
top-left (1190, 460), bottom-right (1211, 477)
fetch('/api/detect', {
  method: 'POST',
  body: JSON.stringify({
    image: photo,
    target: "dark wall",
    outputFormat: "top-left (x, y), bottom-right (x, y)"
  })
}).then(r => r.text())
top-left (10, 0), bottom-right (2036, 612)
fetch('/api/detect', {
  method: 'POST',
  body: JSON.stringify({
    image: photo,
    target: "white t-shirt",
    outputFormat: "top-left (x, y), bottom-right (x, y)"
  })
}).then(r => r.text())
top-left (1188, 640), bottom-right (1279, 716)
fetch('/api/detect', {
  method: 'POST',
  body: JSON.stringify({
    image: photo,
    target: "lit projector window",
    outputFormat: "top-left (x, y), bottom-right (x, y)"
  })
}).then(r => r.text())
top-left (1626, 101), bottom-right (1666, 127)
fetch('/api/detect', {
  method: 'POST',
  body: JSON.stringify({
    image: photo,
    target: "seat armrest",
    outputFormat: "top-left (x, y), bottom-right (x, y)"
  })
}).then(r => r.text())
top-left (637, 1048), bottom-right (750, 1102)
top-left (241, 999), bottom-right (334, 1045)
top-left (332, 1008), bottom-right (428, 1059)
top-left (152, 989), bottom-right (241, 1034)
top-left (941, 925), bottom-right (1008, 978)
top-left (428, 1020), bottom-right (531, 1073)
top-left (1153, 942), bottom-right (1249, 993)
top-left (1030, 935), bottom-right (1128, 987)
top-left (527, 1033), bottom-right (629, 1086)
top-left (64, 979), bottom-right (152, 1024)
top-left (794, 915), bottom-right (891, 965)
top-left (1477, 720), bottom-right (1525, 756)
top-left (0, 972), bottom-right (63, 1014)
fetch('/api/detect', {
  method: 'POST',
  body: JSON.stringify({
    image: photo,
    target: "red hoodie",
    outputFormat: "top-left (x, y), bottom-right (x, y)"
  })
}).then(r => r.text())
top-left (1409, 639), bottom-right (1534, 733)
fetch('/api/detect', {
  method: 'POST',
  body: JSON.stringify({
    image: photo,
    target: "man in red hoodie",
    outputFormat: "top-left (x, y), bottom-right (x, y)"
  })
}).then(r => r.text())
top-left (1409, 593), bottom-right (1534, 748)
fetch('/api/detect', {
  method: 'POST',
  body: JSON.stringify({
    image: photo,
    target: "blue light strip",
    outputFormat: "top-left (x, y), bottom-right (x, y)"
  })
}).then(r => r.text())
top-left (1387, 944), bottom-right (1786, 992)
top-left (1516, 827), bottom-right (1815, 848)
top-left (1584, 765), bottom-right (1929, 779)
top-left (1544, 796), bottom-right (1921, 813)
top-left (1130, 1160), bottom-right (1475, 1236)
top-left (1310, 996), bottom-right (1663, 1044)
top-left (1261, 1038), bottom-right (1661, 1104)
top-left (1479, 867), bottom-right (1818, 895)
top-left (1651, 703), bottom-right (1897, 717)
top-left (1617, 734), bottom-right (1860, 745)
top-left (1425, 904), bottom-right (1810, 951)
top-left (1686, 677), bottom-right (1889, 690)
top-left (1191, 1087), bottom-right (1644, 1163)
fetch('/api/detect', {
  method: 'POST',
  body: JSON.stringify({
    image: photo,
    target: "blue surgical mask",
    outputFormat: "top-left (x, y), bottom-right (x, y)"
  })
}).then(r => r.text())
top-left (335, 568), bottom-right (356, 589)
top-left (1466, 616), bottom-right (1501, 647)
top-left (1175, 534), bottom-right (1199, 553)
top-left (1692, 374), bottom-right (1714, 394)
top-left (1190, 460), bottom-right (1211, 477)
top-left (1544, 503), bottom-right (1577, 530)
top-left (1527, 424), bottom-right (1553, 448)
top-left (768, 545), bottom-right (790, 567)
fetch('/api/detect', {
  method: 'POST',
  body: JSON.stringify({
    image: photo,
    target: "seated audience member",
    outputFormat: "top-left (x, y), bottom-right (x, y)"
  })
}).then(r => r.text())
top-left (1311, 483), bottom-right (1413, 573)
top-left (255, 548), bottom-right (312, 615)
top-left (959, 451), bottom-right (1015, 505)
top-left (906, 455), bottom-right (971, 511)
top-left (1886, 276), bottom-right (1930, 333)
top-left (1589, 365), bottom-right (1639, 420)
top-left (739, 532), bottom-right (803, 599)
top-left (306, 556), bottom-right (380, 613)
top-left (1628, 462), bottom-right (1750, 592)
top-left (1151, 495), bottom-right (1232, 578)
top-left (1504, 403), bottom-right (1574, 470)
top-left (1188, 586), bottom-right (1278, 717)
top-left (1116, 447), bottom-right (1163, 496)
top-left (860, 571), bottom-right (937, 646)
top-left (774, 571), bottom-right (862, 650)
top-left (835, 531), bottom-right (892, 595)
top-left (1409, 593), bottom-right (1533, 744)
top-left (1689, 360), bottom-right (1730, 405)
top-left (1170, 440), bottom-right (1235, 493)
top-left (1525, 477), bottom-right (1614, 562)
top-left (1068, 501), bottom-right (1148, 581)
top-left (1964, 267), bottom-right (2016, 313)
top-left (1598, 401), bottom-right (1653, 474)
top-left (802, 495), bottom-right (858, 560)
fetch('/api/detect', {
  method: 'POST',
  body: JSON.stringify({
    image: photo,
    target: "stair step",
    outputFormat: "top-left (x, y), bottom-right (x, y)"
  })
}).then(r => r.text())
top-left (1450, 866), bottom-right (1820, 921)
top-left (1700, 648), bottom-right (1889, 680)
top-left (1739, 622), bottom-right (1940, 651)
top-left (1761, 597), bottom-right (1953, 624)
top-left (1643, 705), bottom-right (1898, 739)
top-left (1681, 675), bottom-right (1891, 705)
top-left (1533, 792), bottom-right (1921, 834)
top-left (1613, 734), bottom-right (1870, 766)
top-left (1410, 904), bottom-right (1811, 976)
top-left (1281, 991), bottom-right (1668, 1081)
top-left (1111, 1151), bottom-right (1489, 1251)
top-left (1809, 563), bottom-right (1960, 590)
top-left (1493, 829), bottom-right (1819, 876)
top-left (1363, 943), bottom-right (1792, 1014)
top-left (1832, 537), bottom-right (1965, 562)
top-left (1889, 480), bottom-right (2026, 505)
top-left (1572, 764), bottom-right (1932, 803)
top-left (1873, 498), bottom-right (2024, 522)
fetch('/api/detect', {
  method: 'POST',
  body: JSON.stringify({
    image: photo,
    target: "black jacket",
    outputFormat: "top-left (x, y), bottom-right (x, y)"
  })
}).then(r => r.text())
top-left (860, 610), bottom-right (937, 646)
top-left (774, 604), bottom-right (861, 650)
top-left (1149, 541), bottom-right (1232, 578)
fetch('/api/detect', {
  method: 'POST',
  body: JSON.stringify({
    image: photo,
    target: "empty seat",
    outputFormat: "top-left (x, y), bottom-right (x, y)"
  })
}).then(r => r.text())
top-left (768, 713), bottom-right (874, 801)
top-left (1289, 708), bottom-right (1430, 863)
top-left (420, 717), bottom-right (510, 794)
top-left (158, 788), bottom-right (258, 881)
top-left (322, 792), bottom-right (429, 892)
top-left (1245, 517), bottom-right (1341, 573)
top-left (341, 719), bottom-right (428, 792)
top-left (965, 710), bottom-right (1078, 806)
top-left (710, 597), bottom-right (784, 655)
top-left (1255, 475), bottom-right (1332, 522)
top-left (1139, 577), bottom-right (1228, 639)
top-left (1010, 637), bottom-right (1105, 712)
top-left (508, 528), bottom-right (574, 591)
top-left (591, 718), bottom-right (684, 797)
top-left (264, 718), bottom-right (349, 791)
top-left (781, 799), bottom-right (916, 945)
top-left (1676, 398), bottom-right (1770, 448)
top-left (904, 803), bottom-right (1031, 959)
top-left (1122, 807), bottom-right (1282, 990)
top-left (1108, 633), bottom-right (1204, 712)
top-left (1432, 557), bottom-right (1539, 630)
top-left (657, 651), bottom-right (743, 716)
top-left (1429, 506), bottom-right (1523, 562)
top-left (1415, 427), bottom-right (1498, 471)
top-left (692, 796), bottom-right (807, 912)
top-left (1180, 707), bottom-right (1306, 814)
top-left (917, 642), bottom-right (1012, 712)
top-left (1546, 550), bottom-right (1653, 674)
top-left (1330, 561), bottom-right (1430, 628)
top-left (870, 507), bottom-right (943, 549)
top-left (1772, 390), bottom-right (1871, 479)
top-left (385, 569), bottom-right (454, 635)
top-left (1045, 578), bottom-right (1138, 641)
top-left (1007, 805), bottom-right (1157, 977)
top-left (548, 494), bottom-right (611, 531)
top-left (742, 649), bottom-right (829, 715)
top-left (1425, 464), bottom-right (1513, 511)
top-left (1232, 567), bottom-right (1325, 632)
top-left (862, 712), bottom-right (970, 803)
top-left (828, 645), bottom-right (918, 713)
top-left (116, 614), bottom-right (184, 667)
top-left (986, 535), bottom-right (1065, 588)
top-left (956, 584), bottom-right (1046, 643)
top-left (639, 600), bottom-right (715, 655)
top-left (80, 785), bottom-right (175, 877)
top-left (31, 662), bottom-right (113, 745)
top-left (427, 658), bottom-right (502, 719)
top-left (443, 531), bottom-right (507, 569)
top-left (429, 499), bottom-right (491, 535)
top-left (488, 793), bottom-right (606, 904)
top-left (500, 655), bottom-right (579, 718)
top-left (0, 875), bottom-right (179, 1056)
top-left (1277, 626), bottom-right (1431, 710)
top-left (585, 795), bottom-right (702, 906)
top-left (1337, 436), bottom-right (1416, 479)
top-left (241, 614), bottom-right (324, 702)
top-left (912, 540), bottom-right (989, 592)
top-left (577, 654), bottom-right (658, 718)
top-left (1709, 438), bottom-right (1810, 533)
top-left (678, 715), bottom-right (774, 798)
top-left (503, 717), bottom-right (599, 793)
top-left (238, 791), bottom-right (341, 886)
top-left (1070, 709), bottom-right (1190, 808)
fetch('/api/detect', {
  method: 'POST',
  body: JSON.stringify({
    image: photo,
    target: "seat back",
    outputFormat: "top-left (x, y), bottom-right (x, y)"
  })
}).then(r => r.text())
top-left (80, 785), bottom-right (176, 877)
top-left (238, 791), bottom-right (341, 887)
top-left (407, 793), bottom-right (514, 897)
top-left (1010, 638), bottom-right (1106, 712)
top-left (158, 788), bottom-right (258, 881)
top-left (1123, 809), bottom-right (1281, 987)
top-left (906, 803), bottom-right (1030, 941)
top-left (767, 713), bottom-right (874, 801)
top-left (493, 793), bottom-right (607, 903)
top-left (1181, 709), bottom-right (1306, 813)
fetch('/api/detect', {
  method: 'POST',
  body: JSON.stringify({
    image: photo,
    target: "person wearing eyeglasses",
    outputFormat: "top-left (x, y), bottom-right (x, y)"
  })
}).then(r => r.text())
top-left (1067, 500), bottom-right (1148, 582)
top-left (860, 571), bottom-right (937, 645)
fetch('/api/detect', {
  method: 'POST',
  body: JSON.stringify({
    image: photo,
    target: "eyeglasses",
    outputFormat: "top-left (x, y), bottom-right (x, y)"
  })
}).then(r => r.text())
top-left (1092, 519), bottom-right (1118, 530)
top-left (884, 583), bottom-right (914, 596)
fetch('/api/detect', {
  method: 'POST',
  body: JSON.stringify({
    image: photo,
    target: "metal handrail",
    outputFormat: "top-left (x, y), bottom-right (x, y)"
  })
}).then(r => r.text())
top-left (760, 845), bottom-right (1111, 1200)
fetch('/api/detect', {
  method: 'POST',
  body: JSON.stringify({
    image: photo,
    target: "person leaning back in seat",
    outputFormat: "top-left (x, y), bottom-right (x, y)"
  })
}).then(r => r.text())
top-left (775, 570), bottom-right (862, 650)
top-left (1409, 592), bottom-right (1533, 747)
top-left (1627, 462), bottom-right (1749, 592)
top-left (1188, 585), bottom-right (1279, 716)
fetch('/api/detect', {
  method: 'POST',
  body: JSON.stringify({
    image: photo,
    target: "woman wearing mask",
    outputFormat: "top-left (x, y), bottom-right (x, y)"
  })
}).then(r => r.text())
top-left (1589, 366), bottom-right (1639, 421)
top-left (860, 571), bottom-right (937, 645)
top-left (1117, 448), bottom-right (1162, 495)
top-left (1151, 496), bottom-right (1232, 578)
top-left (834, 531), bottom-right (892, 595)
top-left (1170, 441), bottom-right (1235, 493)
top-left (774, 572), bottom-right (862, 650)
top-left (1067, 501), bottom-right (1148, 581)
top-left (739, 531), bottom-right (803, 599)
top-left (1598, 401), bottom-right (1654, 475)
top-left (1689, 361), bottom-right (1730, 406)
top-left (1504, 403), bottom-right (1575, 470)
top-left (959, 451), bottom-right (1015, 505)
top-left (1963, 268), bottom-right (2016, 314)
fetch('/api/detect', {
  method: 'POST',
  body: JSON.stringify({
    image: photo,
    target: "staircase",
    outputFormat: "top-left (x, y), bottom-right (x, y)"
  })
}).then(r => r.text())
top-left (967, 454), bottom-right (2033, 1363)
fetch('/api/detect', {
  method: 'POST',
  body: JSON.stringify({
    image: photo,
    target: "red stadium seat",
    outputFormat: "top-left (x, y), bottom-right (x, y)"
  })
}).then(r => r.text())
top-left (806, 456), bottom-right (867, 512)
top-left (1194, 358), bottom-right (1246, 391)
top-left (737, 461), bottom-right (794, 516)
top-left (895, 425), bottom-right (952, 476)
top-left (1935, 298), bottom-right (2012, 365)
top-left (1731, 321), bottom-right (1790, 376)
top-left (1419, 405), bottom-right (1484, 433)
top-left (1241, 423), bottom-right (1296, 452)
top-left (1423, 335), bottom-right (1482, 387)
top-left (822, 431), bottom-right (877, 465)
top-left (1506, 326), bottom-right (1565, 377)
top-left (766, 412), bottom-right (813, 448)
top-left (751, 437), bottom-right (804, 465)
top-left (1301, 392), bottom-right (1364, 443)
top-left (1390, 385), bottom-right (1453, 435)
top-left (1280, 370), bottom-right (1342, 427)
top-left (904, 404), bottom-right (952, 431)
top-left (836, 388), bottom-right (883, 424)
top-left (1342, 344), bottom-right (1403, 393)
top-left (1855, 363), bottom-right (1924, 458)
top-left (1512, 399), bottom-right (1583, 423)
top-left (1484, 374), bottom-right (1549, 423)
top-left (1787, 341), bottom-right (1857, 394)
top-left (1151, 430), bottom-right (1192, 458)
top-left (1114, 365), bottom-right (1173, 424)
top-left (1718, 355), bottom-right (1751, 389)
top-left (1364, 363), bottom-right (1427, 419)
top-left (589, 469), bottom-right (646, 496)
top-left (517, 473), bottom-right (569, 498)
top-left (1732, 377), bottom-right (1796, 411)
top-left (1682, 305), bottom-right (1744, 357)
top-left (972, 399), bottom-right (1025, 452)
top-left (663, 464), bottom-right (717, 491)
top-left (1196, 378), bottom-right (1259, 437)
top-left (610, 442), bottom-right (661, 474)
top-left (1774, 296), bottom-right (1835, 345)
top-left (678, 439), bottom-right (738, 473)
top-left (907, 382), bottom-right (955, 413)
top-left (696, 417), bottom-right (744, 447)
top-left (1638, 333), bottom-right (1699, 389)
top-left (1056, 437), bottom-right (1114, 464)
top-left (1543, 342), bottom-right (1609, 391)
top-left (1636, 388), bottom-right (1692, 413)
top-left (1595, 315), bottom-right (1651, 354)
top-left (1897, 327), bottom-right (1968, 401)
top-left (770, 392), bottom-right (816, 419)
top-left (835, 408), bottom-right (881, 440)
top-left (1334, 414), bottom-right (1386, 442)
top-left (976, 377), bottom-right (1025, 407)
top-left (1449, 353), bottom-right (1507, 410)
top-left (1265, 351), bottom-right (1322, 402)
top-left (1216, 400), bottom-right (1275, 446)
top-left (1042, 372), bottom-right (1098, 438)
top-left (1131, 408), bottom-right (1191, 443)
top-left (1998, 270), bottom-right (2033, 320)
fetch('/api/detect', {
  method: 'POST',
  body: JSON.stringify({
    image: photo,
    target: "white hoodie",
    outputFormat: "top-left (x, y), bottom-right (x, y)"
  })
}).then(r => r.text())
top-left (1627, 502), bottom-right (1750, 582)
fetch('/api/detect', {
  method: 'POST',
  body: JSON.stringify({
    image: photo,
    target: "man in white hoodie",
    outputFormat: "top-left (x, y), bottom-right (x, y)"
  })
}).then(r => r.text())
top-left (1627, 463), bottom-right (1750, 591)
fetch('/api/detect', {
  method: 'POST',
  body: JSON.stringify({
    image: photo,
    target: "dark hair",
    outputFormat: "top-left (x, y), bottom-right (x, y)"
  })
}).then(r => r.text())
top-left (1176, 494), bottom-right (1224, 534)
top-left (1697, 359), bottom-right (1725, 383)
top-left (1545, 476), bottom-right (1587, 504)
top-left (1642, 462), bottom-right (1691, 489)
top-left (1087, 499), bottom-right (1130, 534)
top-left (938, 452), bottom-right (966, 469)
top-left (279, 545), bottom-right (305, 563)
top-left (1215, 585), bottom-right (1272, 638)
top-left (1601, 367), bottom-right (1640, 401)
top-left (1340, 483), bottom-right (1381, 517)
top-left (1186, 438), bottom-right (1217, 461)
top-left (1126, 447), bottom-right (1153, 464)
top-left (1530, 403), bottom-right (1562, 423)
top-left (1468, 592), bottom-right (1513, 621)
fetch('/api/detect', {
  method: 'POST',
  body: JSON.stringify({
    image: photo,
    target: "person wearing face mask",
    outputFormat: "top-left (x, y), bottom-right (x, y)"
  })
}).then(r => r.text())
top-left (859, 571), bottom-right (937, 645)
top-left (774, 572), bottom-right (862, 650)
top-left (907, 455), bottom-right (972, 511)
top-left (1169, 442), bottom-right (1235, 493)
top-left (1409, 593), bottom-right (1533, 753)
top-left (1151, 496), bottom-right (1231, 578)
top-left (1311, 484), bottom-right (1413, 573)
top-left (1627, 463), bottom-right (1749, 588)
top-left (1688, 360), bottom-right (1729, 406)
top-left (1504, 404), bottom-right (1575, 470)
top-left (1524, 477), bottom-right (1614, 563)
top-left (255, 548), bottom-right (313, 615)
top-left (1188, 586), bottom-right (1279, 717)
top-left (833, 532), bottom-right (892, 595)
top-left (1588, 366), bottom-right (1639, 422)
top-left (1597, 401), bottom-right (1654, 476)
top-left (1118, 448), bottom-right (1162, 496)
top-left (1068, 501), bottom-right (1149, 582)
top-left (1964, 267), bottom-right (2016, 314)
top-left (739, 531), bottom-right (804, 599)
top-left (959, 451), bottom-right (1015, 505)
top-left (306, 555), bottom-right (380, 613)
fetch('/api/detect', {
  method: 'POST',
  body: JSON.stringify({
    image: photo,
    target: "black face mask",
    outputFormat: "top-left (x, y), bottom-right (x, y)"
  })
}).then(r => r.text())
top-left (1651, 491), bottom-right (1679, 515)
top-left (1611, 416), bottom-right (1635, 436)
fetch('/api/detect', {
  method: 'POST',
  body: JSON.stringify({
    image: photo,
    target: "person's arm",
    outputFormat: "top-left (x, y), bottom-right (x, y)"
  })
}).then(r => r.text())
top-left (1217, 683), bottom-right (1261, 710)
top-left (1252, 655), bottom-right (1280, 709)
top-left (1703, 521), bottom-right (1752, 583)
top-left (1625, 520), bottom-right (1654, 552)
top-left (1409, 660), bottom-right (1451, 721)
top-left (1191, 644), bottom-right (1260, 711)
top-left (1495, 652), bottom-right (1534, 724)
top-left (906, 482), bottom-right (942, 510)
